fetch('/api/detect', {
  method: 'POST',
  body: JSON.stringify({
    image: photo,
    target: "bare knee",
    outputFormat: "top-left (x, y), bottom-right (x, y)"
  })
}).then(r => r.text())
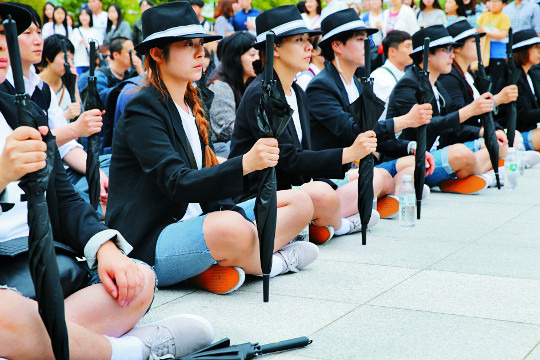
top-left (302, 181), bottom-right (340, 210)
top-left (204, 211), bottom-right (257, 260)
top-left (374, 168), bottom-right (394, 196)
top-left (448, 144), bottom-right (476, 175)
top-left (279, 189), bottom-right (314, 223)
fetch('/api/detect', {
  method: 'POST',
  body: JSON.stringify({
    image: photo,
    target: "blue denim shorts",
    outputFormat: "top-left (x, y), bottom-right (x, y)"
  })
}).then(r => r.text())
top-left (521, 130), bottom-right (535, 151)
top-left (375, 159), bottom-right (398, 177)
top-left (425, 140), bottom-right (481, 187)
top-left (153, 198), bottom-right (256, 287)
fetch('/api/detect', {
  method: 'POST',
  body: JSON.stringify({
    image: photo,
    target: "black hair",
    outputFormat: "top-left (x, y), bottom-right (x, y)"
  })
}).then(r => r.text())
top-left (305, 0), bottom-right (322, 15)
top-left (77, 7), bottom-right (94, 28)
top-left (53, 6), bottom-right (69, 35)
top-left (9, 2), bottom-right (42, 29)
top-left (420, 0), bottom-right (442, 10)
top-left (190, 0), bottom-right (205, 7)
top-left (40, 34), bottom-right (75, 69)
top-left (297, 1), bottom-right (306, 13)
top-left (411, 48), bottom-right (437, 65)
top-left (382, 30), bottom-right (411, 58)
top-left (42, 1), bottom-right (55, 24)
top-left (320, 30), bottom-right (363, 62)
top-left (109, 36), bottom-right (130, 60)
top-left (209, 31), bottom-right (256, 108)
top-left (106, 4), bottom-right (124, 34)
top-left (455, 0), bottom-right (467, 17)
top-left (140, 0), bottom-right (155, 7)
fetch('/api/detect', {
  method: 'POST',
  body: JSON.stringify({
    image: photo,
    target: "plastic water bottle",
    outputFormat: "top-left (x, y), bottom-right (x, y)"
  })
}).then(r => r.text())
top-left (517, 140), bottom-right (526, 176)
top-left (293, 224), bottom-right (309, 242)
top-left (399, 175), bottom-right (416, 229)
top-left (505, 148), bottom-right (518, 190)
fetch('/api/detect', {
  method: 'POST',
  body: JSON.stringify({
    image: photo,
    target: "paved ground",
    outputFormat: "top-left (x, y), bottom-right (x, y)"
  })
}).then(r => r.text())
top-left (141, 166), bottom-right (540, 360)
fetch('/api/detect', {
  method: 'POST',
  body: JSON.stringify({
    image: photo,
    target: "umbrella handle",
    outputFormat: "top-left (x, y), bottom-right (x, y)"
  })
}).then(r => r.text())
top-left (258, 337), bottom-right (312, 355)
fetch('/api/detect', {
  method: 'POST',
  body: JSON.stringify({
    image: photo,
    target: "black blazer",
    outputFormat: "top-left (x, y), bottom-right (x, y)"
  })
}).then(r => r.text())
top-left (306, 62), bottom-right (410, 159)
top-left (105, 85), bottom-right (247, 266)
top-left (387, 65), bottom-right (461, 151)
top-left (515, 67), bottom-right (540, 133)
top-left (229, 73), bottom-right (345, 202)
top-left (0, 92), bottom-right (107, 257)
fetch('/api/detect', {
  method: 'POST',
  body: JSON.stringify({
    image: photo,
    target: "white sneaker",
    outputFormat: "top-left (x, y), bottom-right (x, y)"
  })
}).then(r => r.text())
top-left (525, 151), bottom-right (540, 168)
top-left (275, 241), bottom-right (319, 274)
top-left (422, 184), bottom-right (431, 201)
top-left (126, 314), bottom-right (214, 359)
top-left (346, 210), bottom-right (380, 234)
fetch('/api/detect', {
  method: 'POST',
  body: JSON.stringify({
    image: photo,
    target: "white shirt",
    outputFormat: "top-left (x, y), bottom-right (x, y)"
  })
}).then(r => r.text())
top-left (321, 0), bottom-right (347, 20)
top-left (465, 72), bottom-right (481, 99)
top-left (173, 102), bottom-right (204, 222)
top-left (92, 11), bottom-right (108, 44)
top-left (340, 74), bottom-right (360, 104)
top-left (42, 22), bottom-right (72, 39)
top-left (527, 74), bottom-right (536, 96)
top-left (430, 85), bottom-right (443, 151)
top-left (301, 13), bottom-right (322, 30)
top-left (285, 87), bottom-right (302, 144)
top-left (295, 63), bottom-right (321, 91)
top-left (371, 59), bottom-right (406, 121)
top-left (0, 113), bottom-right (29, 242)
top-left (6, 67), bottom-right (82, 159)
top-left (70, 27), bottom-right (102, 68)
top-left (382, 5), bottom-right (420, 35)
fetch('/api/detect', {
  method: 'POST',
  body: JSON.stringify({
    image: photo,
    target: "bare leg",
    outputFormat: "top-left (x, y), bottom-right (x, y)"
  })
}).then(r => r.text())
top-left (0, 290), bottom-right (112, 360)
top-left (472, 148), bottom-right (493, 175)
top-left (532, 128), bottom-right (540, 150)
top-left (393, 166), bottom-right (414, 195)
top-left (446, 144), bottom-right (476, 178)
top-left (65, 263), bottom-right (155, 337)
top-left (301, 181), bottom-right (341, 229)
top-left (274, 189), bottom-right (313, 250)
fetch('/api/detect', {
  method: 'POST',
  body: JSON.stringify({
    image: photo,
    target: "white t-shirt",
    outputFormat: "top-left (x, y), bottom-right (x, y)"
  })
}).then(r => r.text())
top-left (295, 63), bottom-right (321, 91)
top-left (70, 27), bottom-right (102, 68)
top-left (527, 74), bottom-right (536, 98)
top-left (430, 85), bottom-right (443, 151)
top-left (340, 74), bottom-right (360, 104)
top-left (173, 102), bottom-right (204, 222)
top-left (0, 115), bottom-right (29, 242)
top-left (464, 72), bottom-right (481, 99)
top-left (285, 87), bottom-right (302, 144)
top-left (371, 60), bottom-right (405, 121)
top-left (92, 11), bottom-right (108, 44)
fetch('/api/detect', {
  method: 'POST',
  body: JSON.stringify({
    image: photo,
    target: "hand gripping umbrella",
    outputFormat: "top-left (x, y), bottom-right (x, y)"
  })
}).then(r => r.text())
top-left (255, 33), bottom-right (293, 302)
top-left (61, 39), bottom-right (77, 106)
top-left (504, 28), bottom-right (521, 147)
top-left (474, 33), bottom-right (501, 189)
top-left (5, 16), bottom-right (70, 360)
top-left (347, 38), bottom-right (385, 245)
top-left (414, 38), bottom-right (433, 219)
top-left (178, 336), bottom-right (311, 359)
top-left (85, 40), bottom-right (103, 210)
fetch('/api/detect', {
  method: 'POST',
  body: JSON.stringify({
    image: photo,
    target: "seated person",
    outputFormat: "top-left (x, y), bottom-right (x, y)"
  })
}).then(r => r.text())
top-left (106, 2), bottom-right (319, 295)
top-left (387, 25), bottom-right (495, 194)
top-left (0, 4), bottom-right (212, 359)
top-left (230, 6), bottom-right (379, 244)
top-left (1, 4), bottom-right (109, 216)
top-left (306, 10), bottom-right (433, 219)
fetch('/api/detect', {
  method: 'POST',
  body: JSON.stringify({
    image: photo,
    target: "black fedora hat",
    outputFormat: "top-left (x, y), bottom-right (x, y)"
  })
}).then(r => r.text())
top-left (319, 8), bottom-right (378, 48)
top-left (1, 3), bottom-right (32, 35)
top-left (254, 5), bottom-right (321, 49)
top-left (447, 19), bottom-right (485, 45)
top-left (411, 25), bottom-right (459, 56)
top-left (135, 1), bottom-right (222, 54)
top-left (512, 28), bottom-right (540, 51)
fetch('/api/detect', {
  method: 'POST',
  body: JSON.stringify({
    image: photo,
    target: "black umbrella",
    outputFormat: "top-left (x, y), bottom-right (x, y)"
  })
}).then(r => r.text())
top-left (85, 40), bottom-right (102, 210)
top-left (178, 336), bottom-right (311, 359)
top-left (125, 49), bottom-right (138, 80)
top-left (197, 68), bottom-right (215, 116)
top-left (504, 28), bottom-right (521, 148)
top-left (4, 16), bottom-right (70, 360)
top-left (255, 32), bottom-right (293, 302)
top-left (474, 33), bottom-right (501, 189)
top-left (347, 37), bottom-right (385, 246)
top-left (414, 38), bottom-right (433, 219)
top-left (61, 39), bottom-right (77, 105)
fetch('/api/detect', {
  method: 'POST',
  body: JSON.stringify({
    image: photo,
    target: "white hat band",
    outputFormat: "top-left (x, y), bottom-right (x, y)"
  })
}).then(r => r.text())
top-left (143, 24), bottom-right (205, 43)
top-left (453, 28), bottom-right (477, 42)
top-left (413, 36), bottom-right (454, 53)
top-left (256, 20), bottom-right (307, 43)
top-left (513, 36), bottom-right (540, 50)
top-left (321, 20), bottom-right (369, 43)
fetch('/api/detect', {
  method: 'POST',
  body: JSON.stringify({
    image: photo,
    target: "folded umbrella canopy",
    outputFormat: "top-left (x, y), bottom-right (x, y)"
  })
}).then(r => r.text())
top-left (414, 38), bottom-right (433, 219)
top-left (61, 39), bottom-right (77, 106)
top-left (347, 38), bottom-right (385, 245)
top-left (255, 33), bottom-right (293, 302)
top-left (5, 15), bottom-right (70, 360)
top-left (196, 67), bottom-right (215, 116)
top-left (474, 33), bottom-right (501, 189)
top-left (504, 28), bottom-right (521, 148)
top-left (178, 336), bottom-right (311, 359)
top-left (85, 40), bottom-right (103, 210)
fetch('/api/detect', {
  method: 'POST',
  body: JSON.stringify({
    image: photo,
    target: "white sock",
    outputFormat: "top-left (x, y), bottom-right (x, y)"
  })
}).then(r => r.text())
top-left (270, 254), bottom-right (286, 277)
top-left (105, 335), bottom-right (145, 360)
top-left (334, 218), bottom-right (352, 236)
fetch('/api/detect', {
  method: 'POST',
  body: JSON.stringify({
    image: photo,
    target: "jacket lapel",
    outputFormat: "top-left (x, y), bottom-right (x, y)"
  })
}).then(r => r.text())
top-left (276, 75), bottom-right (302, 148)
top-left (327, 62), bottom-right (350, 107)
top-left (0, 92), bottom-right (19, 130)
top-left (163, 93), bottom-right (198, 169)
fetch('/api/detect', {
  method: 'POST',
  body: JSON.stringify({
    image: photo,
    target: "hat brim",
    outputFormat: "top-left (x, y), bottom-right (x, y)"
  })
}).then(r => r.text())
top-left (0, 3), bottom-right (32, 35)
top-left (513, 37), bottom-right (540, 52)
top-left (410, 40), bottom-right (460, 56)
top-left (254, 27), bottom-right (322, 49)
top-left (135, 33), bottom-right (222, 54)
top-left (453, 32), bottom-right (486, 47)
top-left (319, 26), bottom-right (378, 48)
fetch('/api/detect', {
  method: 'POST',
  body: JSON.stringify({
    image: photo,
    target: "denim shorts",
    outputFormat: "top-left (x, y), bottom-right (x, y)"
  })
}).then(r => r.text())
top-left (521, 130), bottom-right (535, 151)
top-left (425, 140), bottom-right (481, 187)
top-left (375, 159), bottom-right (398, 177)
top-left (153, 198), bottom-right (256, 287)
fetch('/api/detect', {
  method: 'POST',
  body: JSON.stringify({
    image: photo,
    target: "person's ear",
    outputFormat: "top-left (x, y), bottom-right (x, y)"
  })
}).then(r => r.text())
top-left (149, 48), bottom-right (164, 63)
top-left (331, 40), bottom-right (343, 54)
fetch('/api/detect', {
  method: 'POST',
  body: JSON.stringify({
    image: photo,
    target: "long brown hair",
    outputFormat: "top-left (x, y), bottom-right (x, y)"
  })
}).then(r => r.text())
top-left (214, 0), bottom-right (237, 19)
top-left (144, 44), bottom-right (218, 167)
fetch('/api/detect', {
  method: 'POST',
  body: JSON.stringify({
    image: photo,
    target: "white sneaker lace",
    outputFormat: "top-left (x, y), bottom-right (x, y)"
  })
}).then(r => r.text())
top-left (348, 215), bottom-right (362, 232)
top-left (277, 246), bottom-right (299, 273)
top-left (147, 329), bottom-right (176, 360)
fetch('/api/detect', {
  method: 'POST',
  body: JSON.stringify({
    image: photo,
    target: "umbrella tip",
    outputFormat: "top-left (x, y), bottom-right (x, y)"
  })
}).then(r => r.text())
top-left (263, 274), bottom-right (270, 302)
top-left (362, 227), bottom-right (367, 245)
top-left (416, 201), bottom-right (422, 220)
